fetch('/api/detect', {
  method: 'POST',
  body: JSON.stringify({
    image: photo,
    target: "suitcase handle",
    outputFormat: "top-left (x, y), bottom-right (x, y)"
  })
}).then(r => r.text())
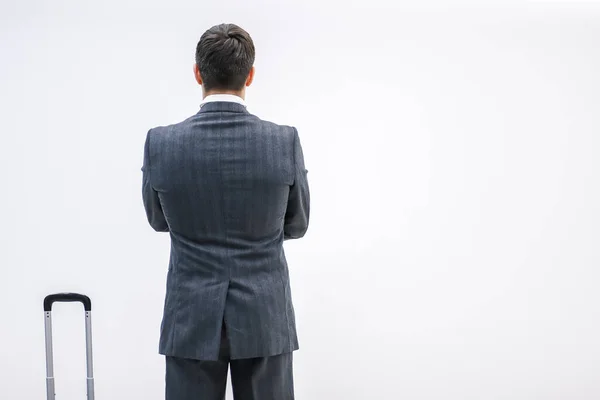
top-left (43, 293), bottom-right (92, 311)
top-left (43, 292), bottom-right (95, 400)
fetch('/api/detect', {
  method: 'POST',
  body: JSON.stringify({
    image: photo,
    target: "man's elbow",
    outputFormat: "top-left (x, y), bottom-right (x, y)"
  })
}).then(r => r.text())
top-left (284, 223), bottom-right (308, 240)
top-left (148, 216), bottom-right (170, 232)
top-left (152, 223), bottom-right (170, 233)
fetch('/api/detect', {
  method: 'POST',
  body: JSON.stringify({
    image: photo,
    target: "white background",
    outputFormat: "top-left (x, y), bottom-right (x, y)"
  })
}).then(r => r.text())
top-left (1, 0), bottom-right (599, 399)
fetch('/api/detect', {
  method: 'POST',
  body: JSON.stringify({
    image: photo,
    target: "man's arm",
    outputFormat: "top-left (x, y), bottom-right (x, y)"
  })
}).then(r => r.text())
top-left (142, 130), bottom-right (169, 232)
top-left (284, 128), bottom-right (310, 240)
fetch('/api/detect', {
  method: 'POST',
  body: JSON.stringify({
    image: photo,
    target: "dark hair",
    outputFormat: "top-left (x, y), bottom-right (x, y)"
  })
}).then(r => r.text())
top-left (195, 23), bottom-right (255, 92)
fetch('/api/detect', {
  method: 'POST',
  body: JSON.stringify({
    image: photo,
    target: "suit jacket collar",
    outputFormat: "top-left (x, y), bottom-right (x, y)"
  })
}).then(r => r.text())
top-left (197, 101), bottom-right (249, 115)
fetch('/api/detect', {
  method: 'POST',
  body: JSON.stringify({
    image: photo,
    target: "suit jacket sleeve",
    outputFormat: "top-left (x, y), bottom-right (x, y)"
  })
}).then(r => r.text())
top-left (142, 129), bottom-right (169, 232)
top-left (284, 128), bottom-right (310, 240)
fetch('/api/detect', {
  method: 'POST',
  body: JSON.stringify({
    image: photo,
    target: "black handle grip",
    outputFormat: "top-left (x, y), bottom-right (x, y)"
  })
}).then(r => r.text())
top-left (44, 293), bottom-right (92, 312)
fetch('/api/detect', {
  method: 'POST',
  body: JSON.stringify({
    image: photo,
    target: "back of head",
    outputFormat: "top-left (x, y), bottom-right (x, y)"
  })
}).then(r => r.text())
top-left (195, 23), bottom-right (255, 92)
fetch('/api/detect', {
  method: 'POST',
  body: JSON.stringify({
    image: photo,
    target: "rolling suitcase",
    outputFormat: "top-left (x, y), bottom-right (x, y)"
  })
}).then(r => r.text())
top-left (43, 293), bottom-right (95, 400)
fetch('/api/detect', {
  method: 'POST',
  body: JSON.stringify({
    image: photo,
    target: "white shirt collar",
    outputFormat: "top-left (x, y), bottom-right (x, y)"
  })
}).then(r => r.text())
top-left (199, 94), bottom-right (247, 109)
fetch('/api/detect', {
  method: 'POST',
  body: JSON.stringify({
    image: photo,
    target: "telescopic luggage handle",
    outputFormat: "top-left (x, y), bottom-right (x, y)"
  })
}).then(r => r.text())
top-left (44, 293), bottom-right (92, 311)
top-left (44, 293), bottom-right (95, 400)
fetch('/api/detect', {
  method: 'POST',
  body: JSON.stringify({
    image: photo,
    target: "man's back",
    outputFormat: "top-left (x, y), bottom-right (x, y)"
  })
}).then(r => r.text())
top-left (142, 101), bottom-right (310, 361)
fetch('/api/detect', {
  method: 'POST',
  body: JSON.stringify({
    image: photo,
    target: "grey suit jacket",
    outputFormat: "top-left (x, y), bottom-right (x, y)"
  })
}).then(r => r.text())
top-left (142, 101), bottom-right (309, 361)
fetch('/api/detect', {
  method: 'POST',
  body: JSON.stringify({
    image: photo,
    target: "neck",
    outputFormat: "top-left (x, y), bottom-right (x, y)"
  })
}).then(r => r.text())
top-left (202, 89), bottom-right (245, 100)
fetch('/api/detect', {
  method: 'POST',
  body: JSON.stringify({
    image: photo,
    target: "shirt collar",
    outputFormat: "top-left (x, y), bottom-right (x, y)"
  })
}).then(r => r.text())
top-left (199, 94), bottom-right (247, 109)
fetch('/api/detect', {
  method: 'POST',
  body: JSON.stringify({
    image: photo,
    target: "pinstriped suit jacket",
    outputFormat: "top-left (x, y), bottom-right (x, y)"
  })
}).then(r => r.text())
top-left (142, 101), bottom-right (309, 361)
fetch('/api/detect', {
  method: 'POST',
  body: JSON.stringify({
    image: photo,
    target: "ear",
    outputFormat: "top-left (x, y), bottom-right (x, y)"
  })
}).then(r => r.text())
top-left (245, 66), bottom-right (255, 87)
top-left (193, 63), bottom-right (203, 86)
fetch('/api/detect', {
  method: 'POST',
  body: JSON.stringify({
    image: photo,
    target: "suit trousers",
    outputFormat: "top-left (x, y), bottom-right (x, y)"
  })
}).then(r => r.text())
top-left (165, 323), bottom-right (295, 400)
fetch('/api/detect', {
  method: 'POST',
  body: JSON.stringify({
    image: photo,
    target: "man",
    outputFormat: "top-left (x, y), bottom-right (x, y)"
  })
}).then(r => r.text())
top-left (141, 23), bottom-right (309, 400)
top-left (142, 24), bottom-right (310, 400)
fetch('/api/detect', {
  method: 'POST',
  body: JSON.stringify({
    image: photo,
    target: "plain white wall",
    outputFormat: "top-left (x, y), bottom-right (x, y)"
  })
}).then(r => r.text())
top-left (1, 0), bottom-right (599, 399)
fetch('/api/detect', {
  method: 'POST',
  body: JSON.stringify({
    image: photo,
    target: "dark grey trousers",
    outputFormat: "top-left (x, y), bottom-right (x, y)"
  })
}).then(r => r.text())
top-left (165, 323), bottom-right (295, 400)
